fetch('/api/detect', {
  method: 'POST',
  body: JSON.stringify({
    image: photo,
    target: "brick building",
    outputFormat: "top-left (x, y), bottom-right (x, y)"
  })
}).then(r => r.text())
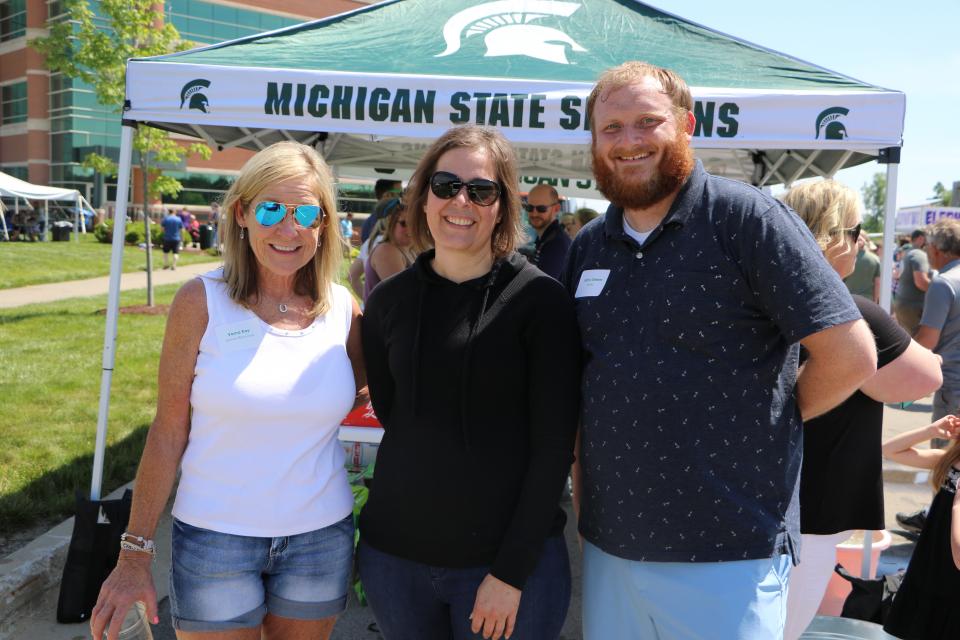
top-left (0, 0), bottom-right (372, 208)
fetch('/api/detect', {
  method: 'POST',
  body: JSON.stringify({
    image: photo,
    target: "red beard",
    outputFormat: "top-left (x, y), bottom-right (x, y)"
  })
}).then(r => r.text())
top-left (592, 129), bottom-right (695, 211)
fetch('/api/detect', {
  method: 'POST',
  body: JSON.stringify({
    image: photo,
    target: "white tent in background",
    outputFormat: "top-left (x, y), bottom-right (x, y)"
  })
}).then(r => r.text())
top-left (0, 171), bottom-right (94, 241)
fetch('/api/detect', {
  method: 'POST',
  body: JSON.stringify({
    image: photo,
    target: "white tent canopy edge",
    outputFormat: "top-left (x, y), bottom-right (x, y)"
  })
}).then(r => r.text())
top-left (0, 171), bottom-right (93, 241)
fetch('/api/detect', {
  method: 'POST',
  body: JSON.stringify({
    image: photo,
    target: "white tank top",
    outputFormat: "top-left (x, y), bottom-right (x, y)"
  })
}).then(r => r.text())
top-left (172, 268), bottom-right (355, 536)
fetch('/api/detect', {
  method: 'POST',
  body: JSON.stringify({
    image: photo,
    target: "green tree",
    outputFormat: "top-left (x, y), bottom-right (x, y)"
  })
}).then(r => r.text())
top-left (933, 181), bottom-right (952, 206)
top-left (33, 0), bottom-right (211, 305)
top-left (861, 172), bottom-right (886, 233)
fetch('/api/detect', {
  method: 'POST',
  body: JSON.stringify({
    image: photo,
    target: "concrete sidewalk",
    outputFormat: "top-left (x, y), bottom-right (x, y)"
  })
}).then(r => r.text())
top-left (0, 261), bottom-right (219, 309)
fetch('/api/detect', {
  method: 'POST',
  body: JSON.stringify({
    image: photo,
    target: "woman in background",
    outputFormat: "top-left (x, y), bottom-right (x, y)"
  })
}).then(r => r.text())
top-left (780, 179), bottom-right (942, 640)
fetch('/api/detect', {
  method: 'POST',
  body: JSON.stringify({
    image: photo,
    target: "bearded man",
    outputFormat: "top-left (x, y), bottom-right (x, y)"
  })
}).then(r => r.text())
top-left (561, 61), bottom-right (877, 639)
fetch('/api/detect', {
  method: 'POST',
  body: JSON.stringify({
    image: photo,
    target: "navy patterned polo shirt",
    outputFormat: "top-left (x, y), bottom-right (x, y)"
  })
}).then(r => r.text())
top-left (562, 161), bottom-right (861, 563)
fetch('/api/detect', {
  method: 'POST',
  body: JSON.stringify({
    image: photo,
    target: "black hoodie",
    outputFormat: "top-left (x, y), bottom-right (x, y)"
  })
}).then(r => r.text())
top-left (360, 250), bottom-right (581, 590)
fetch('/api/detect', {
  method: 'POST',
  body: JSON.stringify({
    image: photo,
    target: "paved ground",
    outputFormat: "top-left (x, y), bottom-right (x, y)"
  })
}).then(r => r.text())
top-left (0, 261), bottom-right (218, 309)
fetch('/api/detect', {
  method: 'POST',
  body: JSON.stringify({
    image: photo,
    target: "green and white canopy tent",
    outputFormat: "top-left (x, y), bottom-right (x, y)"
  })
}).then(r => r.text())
top-left (93, 0), bottom-right (905, 499)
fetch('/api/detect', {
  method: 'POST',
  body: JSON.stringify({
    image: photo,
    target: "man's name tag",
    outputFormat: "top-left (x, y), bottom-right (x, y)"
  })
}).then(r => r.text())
top-left (216, 319), bottom-right (264, 353)
top-left (575, 269), bottom-right (610, 298)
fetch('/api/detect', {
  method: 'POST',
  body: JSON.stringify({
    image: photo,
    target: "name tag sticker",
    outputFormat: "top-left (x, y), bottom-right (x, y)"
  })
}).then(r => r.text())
top-left (216, 319), bottom-right (264, 353)
top-left (575, 269), bottom-right (610, 298)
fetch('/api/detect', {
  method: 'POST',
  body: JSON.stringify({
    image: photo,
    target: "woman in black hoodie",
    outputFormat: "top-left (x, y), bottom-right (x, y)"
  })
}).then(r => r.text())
top-left (359, 125), bottom-right (582, 640)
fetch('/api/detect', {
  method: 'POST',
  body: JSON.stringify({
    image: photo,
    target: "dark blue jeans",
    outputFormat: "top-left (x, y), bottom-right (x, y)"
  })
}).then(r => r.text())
top-left (358, 535), bottom-right (571, 640)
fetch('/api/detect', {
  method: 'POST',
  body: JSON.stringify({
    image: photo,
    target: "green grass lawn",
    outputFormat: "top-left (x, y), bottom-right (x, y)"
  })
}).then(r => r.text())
top-left (0, 284), bottom-right (185, 535)
top-left (1, 261), bottom-right (360, 537)
top-left (0, 233), bottom-right (219, 290)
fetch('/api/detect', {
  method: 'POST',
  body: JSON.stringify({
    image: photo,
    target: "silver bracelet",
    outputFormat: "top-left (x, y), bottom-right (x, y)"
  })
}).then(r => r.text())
top-left (120, 532), bottom-right (156, 556)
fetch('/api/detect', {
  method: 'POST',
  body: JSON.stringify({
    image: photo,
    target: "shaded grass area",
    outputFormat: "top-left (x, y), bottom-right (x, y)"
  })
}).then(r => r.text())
top-left (0, 233), bottom-right (218, 290)
top-left (0, 284), bottom-right (183, 535)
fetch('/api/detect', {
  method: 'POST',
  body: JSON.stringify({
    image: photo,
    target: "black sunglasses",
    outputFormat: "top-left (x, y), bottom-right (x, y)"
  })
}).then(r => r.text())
top-left (430, 171), bottom-right (501, 206)
top-left (843, 222), bottom-right (862, 241)
top-left (524, 202), bottom-right (559, 214)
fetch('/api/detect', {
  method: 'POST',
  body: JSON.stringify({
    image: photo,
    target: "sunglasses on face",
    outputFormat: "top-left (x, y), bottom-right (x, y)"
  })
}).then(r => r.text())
top-left (524, 202), bottom-right (559, 214)
top-left (254, 201), bottom-right (324, 228)
top-left (842, 222), bottom-right (862, 241)
top-left (430, 171), bottom-right (501, 206)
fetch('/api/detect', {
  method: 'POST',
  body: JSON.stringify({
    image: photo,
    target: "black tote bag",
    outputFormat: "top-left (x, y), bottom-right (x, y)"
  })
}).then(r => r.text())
top-left (56, 489), bottom-right (133, 623)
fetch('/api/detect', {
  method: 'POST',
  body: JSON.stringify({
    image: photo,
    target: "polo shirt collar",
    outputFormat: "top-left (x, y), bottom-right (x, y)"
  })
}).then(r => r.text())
top-left (602, 159), bottom-right (707, 240)
top-left (941, 257), bottom-right (960, 273)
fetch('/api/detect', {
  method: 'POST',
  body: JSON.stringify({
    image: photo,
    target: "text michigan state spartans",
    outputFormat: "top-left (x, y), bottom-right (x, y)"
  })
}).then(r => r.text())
top-left (263, 82), bottom-right (739, 137)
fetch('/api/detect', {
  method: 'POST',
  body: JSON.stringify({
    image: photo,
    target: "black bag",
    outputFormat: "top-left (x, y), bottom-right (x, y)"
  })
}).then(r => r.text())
top-left (835, 563), bottom-right (905, 625)
top-left (56, 490), bottom-right (133, 623)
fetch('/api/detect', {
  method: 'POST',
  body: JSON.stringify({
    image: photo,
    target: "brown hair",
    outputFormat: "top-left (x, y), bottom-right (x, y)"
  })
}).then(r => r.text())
top-left (405, 125), bottom-right (522, 258)
top-left (220, 141), bottom-right (341, 316)
top-left (587, 61), bottom-right (693, 133)
top-left (932, 439), bottom-right (960, 490)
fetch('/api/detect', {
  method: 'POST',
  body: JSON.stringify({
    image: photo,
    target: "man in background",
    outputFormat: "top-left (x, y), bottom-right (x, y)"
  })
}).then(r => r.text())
top-left (894, 229), bottom-right (931, 334)
top-left (844, 232), bottom-right (881, 302)
top-left (160, 209), bottom-right (183, 270)
top-left (360, 179), bottom-right (402, 243)
top-left (524, 184), bottom-right (571, 280)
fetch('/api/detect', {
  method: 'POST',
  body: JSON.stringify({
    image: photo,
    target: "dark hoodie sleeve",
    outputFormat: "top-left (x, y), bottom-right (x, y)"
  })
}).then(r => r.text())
top-left (490, 277), bottom-right (582, 589)
top-left (361, 287), bottom-right (395, 427)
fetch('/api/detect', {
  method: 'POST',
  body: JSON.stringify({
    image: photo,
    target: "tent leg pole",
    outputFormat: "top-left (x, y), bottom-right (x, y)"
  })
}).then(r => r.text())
top-left (878, 160), bottom-right (900, 313)
top-left (43, 200), bottom-right (49, 242)
top-left (91, 123), bottom-right (136, 501)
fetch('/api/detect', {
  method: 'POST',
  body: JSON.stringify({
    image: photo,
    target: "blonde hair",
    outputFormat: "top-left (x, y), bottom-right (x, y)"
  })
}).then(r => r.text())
top-left (780, 179), bottom-right (861, 251)
top-left (220, 141), bottom-right (341, 316)
top-left (406, 125), bottom-right (522, 258)
top-left (587, 61), bottom-right (693, 132)
top-left (932, 439), bottom-right (960, 490)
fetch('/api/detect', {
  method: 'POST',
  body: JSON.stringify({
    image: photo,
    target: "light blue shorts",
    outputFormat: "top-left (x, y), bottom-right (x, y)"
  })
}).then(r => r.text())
top-left (169, 515), bottom-right (354, 632)
top-left (582, 541), bottom-right (791, 640)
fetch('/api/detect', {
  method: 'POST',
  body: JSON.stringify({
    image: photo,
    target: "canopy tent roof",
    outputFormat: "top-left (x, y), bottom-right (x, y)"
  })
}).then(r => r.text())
top-left (0, 171), bottom-right (85, 202)
top-left (123, 0), bottom-right (904, 187)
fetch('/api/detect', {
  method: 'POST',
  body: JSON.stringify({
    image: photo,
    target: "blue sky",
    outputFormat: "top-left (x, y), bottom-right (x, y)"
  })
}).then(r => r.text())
top-left (656, 0), bottom-right (959, 208)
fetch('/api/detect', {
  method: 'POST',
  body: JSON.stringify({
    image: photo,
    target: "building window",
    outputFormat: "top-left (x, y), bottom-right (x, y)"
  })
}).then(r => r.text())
top-left (2, 81), bottom-right (27, 125)
top-left (0, 165), bottom-right (28, 180)
top-left (0, 0), bottom-right (26, 42)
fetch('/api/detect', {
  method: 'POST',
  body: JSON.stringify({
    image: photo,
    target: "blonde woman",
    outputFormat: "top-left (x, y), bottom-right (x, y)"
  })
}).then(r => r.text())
top-left (780, 180), bottom-right (941, 640)
top-left (91, 142), bottom-right (366, 640)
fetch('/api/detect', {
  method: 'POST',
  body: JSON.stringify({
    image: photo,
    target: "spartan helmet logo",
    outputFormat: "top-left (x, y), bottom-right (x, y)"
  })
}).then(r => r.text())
top-left (815, 106), bottom-right (849, 140)
top-left (436, 0), bottom-right (586, 65)
top-left (180, 79), bottom-right (211, 113)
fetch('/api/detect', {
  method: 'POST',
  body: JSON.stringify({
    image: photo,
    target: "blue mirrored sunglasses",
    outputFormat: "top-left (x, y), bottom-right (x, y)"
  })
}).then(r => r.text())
top-left (254, 201), bottom-right (324, 228)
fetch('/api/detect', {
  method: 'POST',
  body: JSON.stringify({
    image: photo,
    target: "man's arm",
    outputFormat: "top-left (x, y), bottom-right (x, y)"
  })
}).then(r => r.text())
top-left (872, 276), bottom-right (881, 304)
top-left (914, 325), bottom-right (941, 350)
top-left (797, 319), bottom-right (877, 420)
top-left (913, 269), bottom-right (932, 292)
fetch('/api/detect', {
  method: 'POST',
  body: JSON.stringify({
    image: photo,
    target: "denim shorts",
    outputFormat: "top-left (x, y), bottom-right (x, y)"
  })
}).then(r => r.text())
top-left (169, 515), bottom-right (354, 632)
